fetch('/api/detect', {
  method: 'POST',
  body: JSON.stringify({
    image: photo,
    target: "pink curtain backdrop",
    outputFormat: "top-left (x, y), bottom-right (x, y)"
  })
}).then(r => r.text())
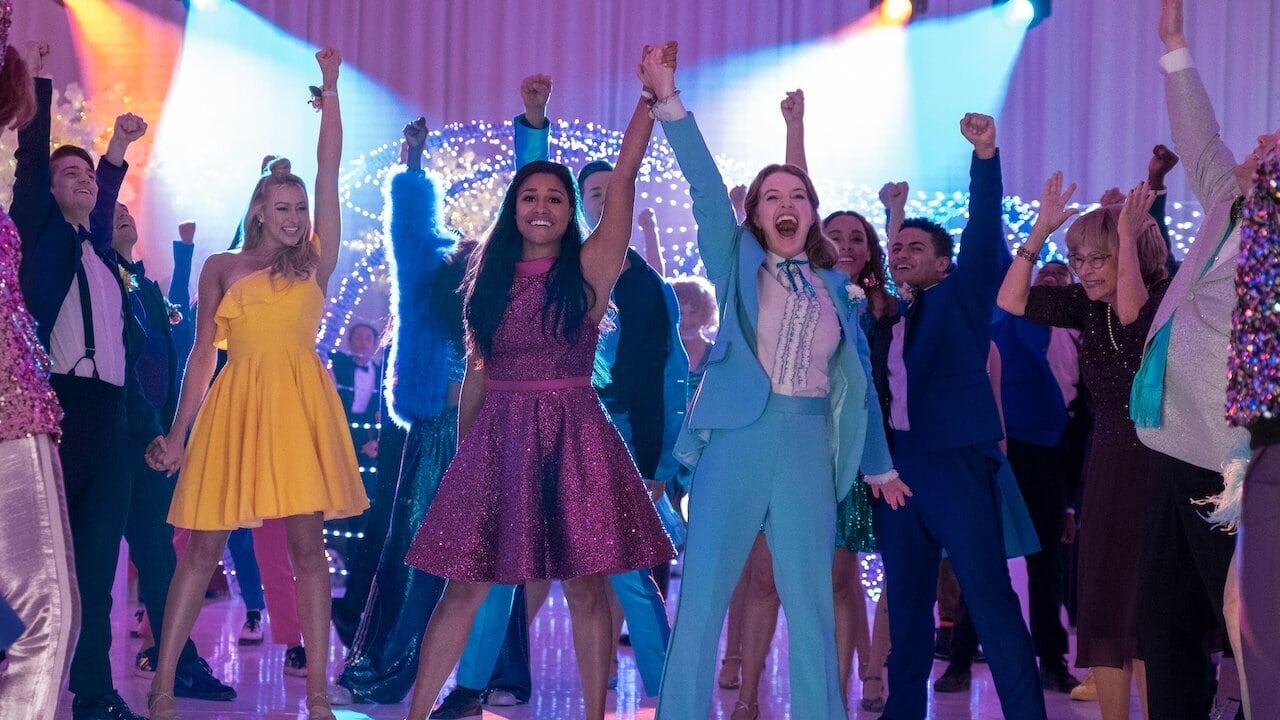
top-left (12, 0), bottom-right (1280, 305)
top-left (15, 0), bottom-right (1280, 198)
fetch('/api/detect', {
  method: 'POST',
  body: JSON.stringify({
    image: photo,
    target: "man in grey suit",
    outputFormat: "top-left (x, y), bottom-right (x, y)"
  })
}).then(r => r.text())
top-left (1133, 1), bottom-right (1278, 717)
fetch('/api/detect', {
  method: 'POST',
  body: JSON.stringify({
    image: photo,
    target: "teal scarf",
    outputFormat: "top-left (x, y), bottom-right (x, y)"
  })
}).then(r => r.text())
top-left (1130, 197), bottom-right (1242, 428)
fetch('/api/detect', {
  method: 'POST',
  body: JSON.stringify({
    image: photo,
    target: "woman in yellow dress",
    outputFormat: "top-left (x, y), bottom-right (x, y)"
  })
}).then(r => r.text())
top-left (146, 48), bottom-right (367, 720)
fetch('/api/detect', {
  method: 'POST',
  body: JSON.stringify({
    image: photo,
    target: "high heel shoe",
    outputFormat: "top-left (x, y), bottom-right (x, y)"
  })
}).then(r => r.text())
top-left (306, 691), bottom-right (337, 720)
top-left (717, 655), bottom-right (742, 690)
top-left (730, 700), bottom-right (759, 720)
top-left (148, 690), bottom-right (179, 720)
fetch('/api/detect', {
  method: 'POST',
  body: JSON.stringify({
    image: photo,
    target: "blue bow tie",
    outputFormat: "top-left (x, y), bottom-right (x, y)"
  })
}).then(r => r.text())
top-left (776, 258), bottom-right (816, 297)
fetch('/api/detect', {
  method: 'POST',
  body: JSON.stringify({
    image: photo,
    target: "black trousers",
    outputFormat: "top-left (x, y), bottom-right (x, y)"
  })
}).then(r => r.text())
top-left (1139, 451), bottom-right (1236, 720)
top-left (123, 452), bottom-right (198, 666)
top-left (52, 374), bottom-right (131, 699)
top-left (1007, 438), bottom-right (1071, 669)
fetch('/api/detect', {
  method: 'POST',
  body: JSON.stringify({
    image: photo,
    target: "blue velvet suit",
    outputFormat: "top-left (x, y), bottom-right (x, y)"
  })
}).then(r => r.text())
top-left (656, 113), bottom-right (891, 719)
top-left (870, 150), bottom-right (1046, 720)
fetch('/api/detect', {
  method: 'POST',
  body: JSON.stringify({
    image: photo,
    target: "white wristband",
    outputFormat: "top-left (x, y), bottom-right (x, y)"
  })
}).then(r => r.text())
top-left (863, 469), bottom-right (900, 486)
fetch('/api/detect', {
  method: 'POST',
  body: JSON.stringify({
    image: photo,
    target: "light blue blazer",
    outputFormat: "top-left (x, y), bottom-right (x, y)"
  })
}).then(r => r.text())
top-left (665, 113), bottom-right (892, 502)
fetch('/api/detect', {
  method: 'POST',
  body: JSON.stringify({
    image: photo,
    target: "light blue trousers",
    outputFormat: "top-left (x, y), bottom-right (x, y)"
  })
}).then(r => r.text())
top-left (657, 394), bottom-right (843, 719)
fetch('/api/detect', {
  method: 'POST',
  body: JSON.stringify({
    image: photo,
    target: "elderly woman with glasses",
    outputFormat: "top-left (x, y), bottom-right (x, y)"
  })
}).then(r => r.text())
top-left (996, 175), bottom-right (1172, 720)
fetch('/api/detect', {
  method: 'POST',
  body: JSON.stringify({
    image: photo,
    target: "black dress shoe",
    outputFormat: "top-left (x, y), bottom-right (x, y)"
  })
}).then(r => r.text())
top-left (933, 625), bottom-right (953, 660)
top-left (71, 691), bottom-right (147, 720)
top-left (1040, 664), bottom-right (1080, 693)
top-left (430, 685), bottom-right (483, 719)
top-left (933, 665), bottom-right (972, 693)
top-left (175, 656), bottom-right (237, 701)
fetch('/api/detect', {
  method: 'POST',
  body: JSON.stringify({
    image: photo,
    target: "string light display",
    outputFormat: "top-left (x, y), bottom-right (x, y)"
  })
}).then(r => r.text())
top-left (0, 88), bottom-right (1216, 599)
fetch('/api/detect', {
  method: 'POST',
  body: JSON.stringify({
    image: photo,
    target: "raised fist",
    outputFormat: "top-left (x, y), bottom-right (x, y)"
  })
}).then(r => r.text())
top-left (316, 48), bottom-right (341, 88)
top-left (178, 221), bottom-right (197, 245)
top-left (1148, 144), bottom-right (1180, 182)
top-left (780, 89), bottom-right (805, 126)
top-left (520, 74), bottom-right (553, 112)
top-left (879, 181), bottom-right (909, 211)
top-left (960, 113), bottom-right (997, 157)
top-left (113, 113), bottom-right (148, 143)
top-left (402, 117), bottom-right (428, 149)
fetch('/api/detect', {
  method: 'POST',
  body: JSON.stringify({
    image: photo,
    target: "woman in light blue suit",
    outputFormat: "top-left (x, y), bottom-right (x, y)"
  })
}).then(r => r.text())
top-left (640, 61), bottom-right (909, 720)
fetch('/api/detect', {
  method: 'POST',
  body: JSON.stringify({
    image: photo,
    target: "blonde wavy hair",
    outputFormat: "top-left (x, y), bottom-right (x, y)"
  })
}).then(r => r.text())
top-left (1066, 204), bottom-right (1169, 287)
top-left (241, 172), bottom-right (319, 281)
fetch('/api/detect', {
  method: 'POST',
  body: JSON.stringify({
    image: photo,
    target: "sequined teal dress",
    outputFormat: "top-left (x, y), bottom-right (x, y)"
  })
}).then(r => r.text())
top-left (336, 347), bottom-right (464, 702)
top-left (835, 307), bottom-right (879, 552)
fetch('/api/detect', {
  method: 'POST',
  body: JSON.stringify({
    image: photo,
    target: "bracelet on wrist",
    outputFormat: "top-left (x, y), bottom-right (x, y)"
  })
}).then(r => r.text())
top-left (1014, 245), bottom-right (1039, 263)
top-left (654, 88), bottom-right (680, 104)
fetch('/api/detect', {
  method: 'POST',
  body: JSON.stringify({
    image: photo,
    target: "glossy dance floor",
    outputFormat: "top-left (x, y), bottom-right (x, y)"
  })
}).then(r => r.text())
top-left (54, 554), bottom-right (1118, 719)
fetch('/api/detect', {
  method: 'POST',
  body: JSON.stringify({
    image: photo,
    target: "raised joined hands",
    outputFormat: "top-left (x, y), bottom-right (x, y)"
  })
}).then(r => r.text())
top-left (637, 42), bottom-right (678, 100)
top-left (780, 89), bottom-right (804, 126)
top-left (960, 113), bottom-right (997, 159)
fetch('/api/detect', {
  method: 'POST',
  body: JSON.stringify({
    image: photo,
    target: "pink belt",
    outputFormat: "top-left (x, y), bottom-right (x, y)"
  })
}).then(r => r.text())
top-left (486, 376), bottom-right (592, 392)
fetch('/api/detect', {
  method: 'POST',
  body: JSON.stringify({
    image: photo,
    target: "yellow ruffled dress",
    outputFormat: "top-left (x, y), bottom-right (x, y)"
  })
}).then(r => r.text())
top-left (168, 269), bottom-right (369, 530)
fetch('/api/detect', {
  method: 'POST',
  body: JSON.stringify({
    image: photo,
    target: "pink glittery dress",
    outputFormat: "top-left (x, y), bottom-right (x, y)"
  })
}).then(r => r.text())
top-left (405, 256), bottom-right (675, 583)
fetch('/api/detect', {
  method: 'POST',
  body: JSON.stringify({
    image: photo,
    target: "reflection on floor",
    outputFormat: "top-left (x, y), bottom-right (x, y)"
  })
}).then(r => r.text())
top-left (54, 555), bottom-right (1114, 719)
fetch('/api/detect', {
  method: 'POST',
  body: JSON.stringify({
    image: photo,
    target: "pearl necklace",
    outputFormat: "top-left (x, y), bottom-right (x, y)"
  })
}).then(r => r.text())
top-left (1105, 305), bottom-right (1119, 351)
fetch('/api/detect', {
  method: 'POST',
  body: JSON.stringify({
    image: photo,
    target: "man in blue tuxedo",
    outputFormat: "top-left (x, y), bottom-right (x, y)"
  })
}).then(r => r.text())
top-left (871, 114), bottom-right (1045, 720)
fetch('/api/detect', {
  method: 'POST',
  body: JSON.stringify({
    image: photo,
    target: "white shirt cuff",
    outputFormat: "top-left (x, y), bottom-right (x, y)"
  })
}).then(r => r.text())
top-left (650, 94), bottom-right (688, 122)
top-left (1159, 47), bottom-right (1194, 75)
top-left (863, 469), bottom-right (899, 486)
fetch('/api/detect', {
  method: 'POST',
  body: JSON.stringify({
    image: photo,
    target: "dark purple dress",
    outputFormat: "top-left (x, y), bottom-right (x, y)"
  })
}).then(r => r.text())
top-left (405, 256), bottom-right (675, 583)
top-left (1024, 278), bottom-right (1171, 669)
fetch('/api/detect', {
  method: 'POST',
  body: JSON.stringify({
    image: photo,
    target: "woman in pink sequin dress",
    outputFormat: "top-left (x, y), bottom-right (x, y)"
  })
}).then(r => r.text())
top-left (0, 33), bottom-right (80, 720)
top-left (401, 46), bottom-right (675, 720)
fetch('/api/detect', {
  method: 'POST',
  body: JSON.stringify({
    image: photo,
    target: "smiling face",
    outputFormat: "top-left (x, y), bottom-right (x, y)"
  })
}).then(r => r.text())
top-left (888, 227), bottom-right (949, 290)
top-left (257, 183), bottom-right (311, 249)
top-left (50, 153), bottom-right (98, 220)
top-left (113, 203), bottom-right (138, 249)
top-left (580, 170), bottom-right (611, 230)
top-left (749, 170), bottom-right (814, 258)
top-left (1236, 128), bottom-right (1280, 194)
top-left (347, 324), bottom-right (378, 360)
top-left (825, 214), bottom-right (871, 279)
top-left (515, 172), bottom-right (573, 258)
top-left (1033, 261), bottom-right (1072, 287)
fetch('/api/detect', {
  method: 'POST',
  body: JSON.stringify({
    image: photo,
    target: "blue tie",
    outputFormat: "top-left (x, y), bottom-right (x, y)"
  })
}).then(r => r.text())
top-left (776, 258), bottom-right (816, 297)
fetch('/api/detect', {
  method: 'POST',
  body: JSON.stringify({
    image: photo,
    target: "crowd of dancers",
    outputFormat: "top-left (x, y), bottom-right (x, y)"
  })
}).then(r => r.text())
top-left (1, 0), bottom-right (1278, 719)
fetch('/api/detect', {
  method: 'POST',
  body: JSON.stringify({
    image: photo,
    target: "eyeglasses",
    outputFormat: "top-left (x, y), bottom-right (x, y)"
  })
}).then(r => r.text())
top-left (1067, 253), bottom-right (1112, 271)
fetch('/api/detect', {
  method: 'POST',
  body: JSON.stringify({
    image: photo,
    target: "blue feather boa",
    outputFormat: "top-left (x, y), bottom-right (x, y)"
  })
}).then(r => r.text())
top-left (383, 167), bottom-right (461, 428)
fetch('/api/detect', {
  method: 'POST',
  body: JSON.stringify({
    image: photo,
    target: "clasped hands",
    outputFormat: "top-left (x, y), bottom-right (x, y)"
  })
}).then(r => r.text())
top-left (145, 433), bottom-right (185, 475)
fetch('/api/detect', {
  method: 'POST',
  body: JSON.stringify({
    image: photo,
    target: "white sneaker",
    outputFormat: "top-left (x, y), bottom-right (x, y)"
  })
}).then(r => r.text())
top-left (238, 613), bottom-right (264, 646)
top-left (486, 689), bottom-right (520, 707)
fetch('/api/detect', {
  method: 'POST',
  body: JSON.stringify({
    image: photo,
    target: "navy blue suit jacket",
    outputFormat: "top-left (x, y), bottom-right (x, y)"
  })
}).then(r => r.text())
top-left (874, 152), bottom-right (1010, 453)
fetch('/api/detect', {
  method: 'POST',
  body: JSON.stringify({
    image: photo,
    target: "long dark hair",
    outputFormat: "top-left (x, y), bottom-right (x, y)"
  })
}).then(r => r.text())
top-left (742, 164), bottom-right (838, 269)
top-left (463, 161), bottom-right (592, 358)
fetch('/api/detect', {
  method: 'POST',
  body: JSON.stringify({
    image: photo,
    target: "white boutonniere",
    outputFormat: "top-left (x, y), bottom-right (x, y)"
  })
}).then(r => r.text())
top-left (845, 281), bottom-right (866, 304)
top-left (899, 283), bottom-right (916, 305)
